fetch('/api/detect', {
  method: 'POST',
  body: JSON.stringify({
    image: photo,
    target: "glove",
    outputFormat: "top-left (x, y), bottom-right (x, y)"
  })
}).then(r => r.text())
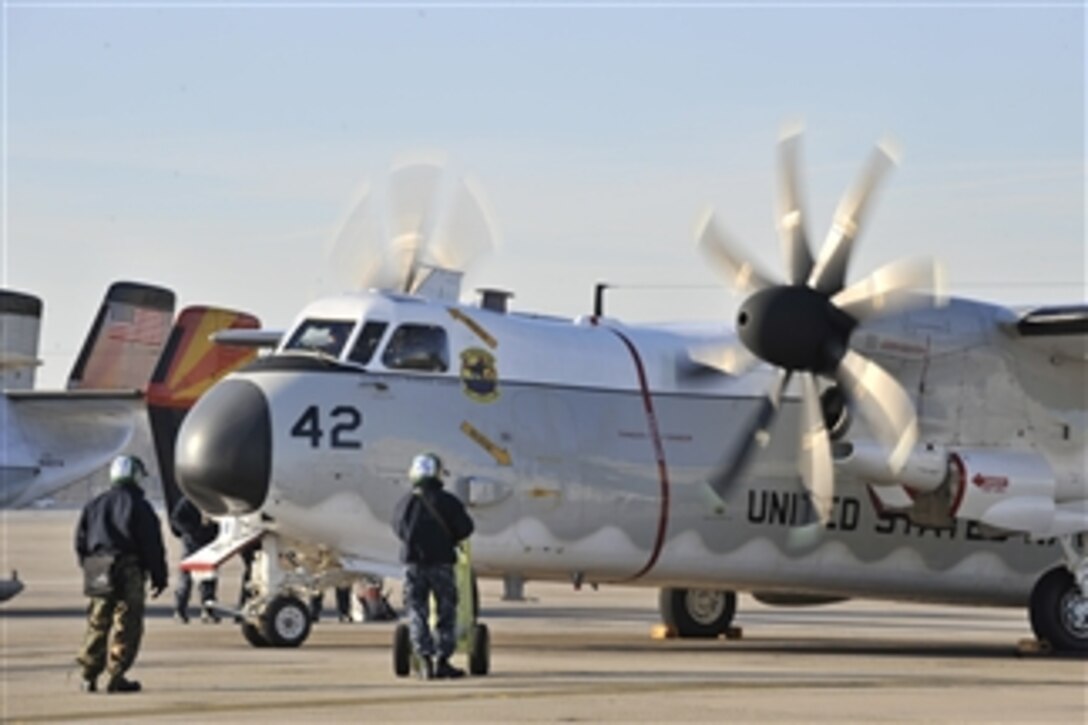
top-left (150, 583), bottom-right (166, 599)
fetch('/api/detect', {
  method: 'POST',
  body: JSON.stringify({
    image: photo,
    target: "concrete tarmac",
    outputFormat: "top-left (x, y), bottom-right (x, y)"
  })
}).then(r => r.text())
top-left (2, 509), bottom-right (1085, 723)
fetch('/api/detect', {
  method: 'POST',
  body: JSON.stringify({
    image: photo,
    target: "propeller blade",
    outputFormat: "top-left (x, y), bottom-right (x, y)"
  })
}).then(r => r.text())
top-left (428, 174), bottom-right (498, 273)
top-left (706, 369), bottom-right (791, 499)
top-left (777, 129), bottom-right (815, 285)
top-left (387, 161), bottom-right (445, 292)
top-left (832, 257), bottom-right (946, 322)
top-left (808, 140), bottom-right (900, 295)
top-left (835, 349), bottom-right (918, 472)
top-left (687, 339), bottom-right (759, 376)
top-left (799, 372), bottom-right (834, 523)
top-left (321, 183), bottom-right (398, 292)
top-left (696, 210), bottom-right (777, 295)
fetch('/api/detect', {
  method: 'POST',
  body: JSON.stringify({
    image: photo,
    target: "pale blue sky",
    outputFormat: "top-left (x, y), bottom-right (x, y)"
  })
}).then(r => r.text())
top-left (3, 2), bottom-right (1084, 386)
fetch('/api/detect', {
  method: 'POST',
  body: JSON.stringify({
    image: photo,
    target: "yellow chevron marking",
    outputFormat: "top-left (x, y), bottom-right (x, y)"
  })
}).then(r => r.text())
top-left (447, 308), bottom-right (497, 349)
top-left (459, 420), bottom-right (512, 466)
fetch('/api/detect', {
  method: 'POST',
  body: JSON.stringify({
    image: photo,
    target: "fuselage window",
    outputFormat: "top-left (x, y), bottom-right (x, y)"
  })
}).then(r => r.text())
top-left (284, 319), bottom-right (356, 358)
top-left (381, 324), bottom-right (449, 372)
top-left (348, 321), bottom-right (389, 365)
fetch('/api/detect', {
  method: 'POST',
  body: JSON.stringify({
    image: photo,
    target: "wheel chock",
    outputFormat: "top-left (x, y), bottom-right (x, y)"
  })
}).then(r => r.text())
top-left (1015, 638), bottom-right (1052, 657)
top-left (650, 625), bottom-right (744, 640)
top-left (650, 624), bottom-right (678, 639)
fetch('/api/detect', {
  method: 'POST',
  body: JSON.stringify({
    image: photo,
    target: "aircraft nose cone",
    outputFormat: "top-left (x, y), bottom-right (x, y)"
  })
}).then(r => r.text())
top-left (176, 378), bottom-right (271, 515)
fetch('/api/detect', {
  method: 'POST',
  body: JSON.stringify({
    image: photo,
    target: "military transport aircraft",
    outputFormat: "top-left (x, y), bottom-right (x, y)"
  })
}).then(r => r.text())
top-left (1, 281), bottom-right (173, 601)
top-left (172, 137), bottom-right (1087, 653)
top-left (0, 287), bottom-right (258, 601)
top-left (1, 281), bottom-right (176, 511)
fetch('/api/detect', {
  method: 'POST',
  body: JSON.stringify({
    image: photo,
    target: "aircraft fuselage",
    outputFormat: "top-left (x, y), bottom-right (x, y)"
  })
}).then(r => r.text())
top-left (177, 292), bottom-right (1084, 608)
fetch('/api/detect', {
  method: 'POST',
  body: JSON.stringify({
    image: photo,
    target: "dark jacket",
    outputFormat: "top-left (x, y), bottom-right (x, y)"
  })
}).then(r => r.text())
top-left (75, 482), bottom-right (168, 590)
top-left (170, 497), bottom-right (219, 552)
top-left (392, 479), bottom-right (474, 565)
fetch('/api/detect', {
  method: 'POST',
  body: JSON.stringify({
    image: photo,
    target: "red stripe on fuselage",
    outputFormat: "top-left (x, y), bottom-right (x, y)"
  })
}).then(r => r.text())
top-left (607, 328), bottom-right (670, 582)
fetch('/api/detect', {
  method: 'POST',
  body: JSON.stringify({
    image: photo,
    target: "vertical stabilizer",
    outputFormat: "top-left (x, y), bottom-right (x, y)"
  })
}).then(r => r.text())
top-left (146, 306), bottom-right (261, 518)
top-left (0, 290), bottom-right (44, 391)
top-left (67, 282), bottom-right (176, 391)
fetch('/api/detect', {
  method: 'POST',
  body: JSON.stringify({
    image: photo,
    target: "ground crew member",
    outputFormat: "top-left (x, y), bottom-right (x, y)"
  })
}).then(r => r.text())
top-left (74, 455), bottom-right (168, 693)
top-left (311, 585), bottom-right (354, 623)
top-left (170, 495), bottom-right (219, 623)
top-left (392, 453), bottom-right (474, 679)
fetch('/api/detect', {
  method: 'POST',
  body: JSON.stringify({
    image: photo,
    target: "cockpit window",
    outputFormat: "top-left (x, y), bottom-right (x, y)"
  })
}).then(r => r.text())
top-left (348, 321), bottom-right (389, 365)
top-left (284, 319), bottom-right (356, 358)
top-left (381, 324), bottom-right (449, 372)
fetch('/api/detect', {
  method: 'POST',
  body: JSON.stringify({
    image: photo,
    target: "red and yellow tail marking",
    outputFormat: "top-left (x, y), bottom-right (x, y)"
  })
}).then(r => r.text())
top-left (147, 306), bottom-right (260, 410)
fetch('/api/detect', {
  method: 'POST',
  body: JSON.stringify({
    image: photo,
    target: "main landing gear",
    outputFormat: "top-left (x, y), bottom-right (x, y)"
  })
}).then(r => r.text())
top-left (658, 587), bottom-right (737, 638)
top-left (1028, 535), bottom-right (1088, 654)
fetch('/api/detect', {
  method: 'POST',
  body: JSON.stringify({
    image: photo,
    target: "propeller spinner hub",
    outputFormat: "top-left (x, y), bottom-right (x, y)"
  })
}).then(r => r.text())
top-left (736, 286), bottom-right (853, 374)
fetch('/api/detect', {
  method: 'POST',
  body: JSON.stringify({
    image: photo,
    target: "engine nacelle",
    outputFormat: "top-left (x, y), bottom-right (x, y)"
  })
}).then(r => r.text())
top-left (833, 440), bottom-right (948, 493)
top-left (950, 449), bottom-right (1058, 534)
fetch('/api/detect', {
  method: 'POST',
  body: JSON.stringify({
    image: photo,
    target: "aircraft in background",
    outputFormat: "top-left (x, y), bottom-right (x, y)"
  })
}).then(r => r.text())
top-left (0, 286), bottom-right (258, 602)
top-left (173, 142), bottom-right (1086, 653)
top-left (1, 282), bottom-right (175, 511)
top-left (1, 281), bottom-right (173, 602)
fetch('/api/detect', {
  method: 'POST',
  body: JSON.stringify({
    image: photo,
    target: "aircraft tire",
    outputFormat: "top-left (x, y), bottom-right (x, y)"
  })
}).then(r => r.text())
top-left (1029, 567), bottom-right (1088, 654)
top-left (659, 587), bottom-right (737, 638)
top-left (260, 595), bottom-right (312, 648)
top-left (241, 621), bottom-right (270, 648)
top-left (393, 623), bottom-right (411, 677)
top-left (468, 623), bottom-right (490, 676)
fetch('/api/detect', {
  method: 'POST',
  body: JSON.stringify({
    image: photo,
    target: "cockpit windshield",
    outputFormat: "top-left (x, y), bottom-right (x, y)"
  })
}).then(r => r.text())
top-left (347, 321), bottom-right (388, 365)
top-left (381, 324), bottom-right (449, 372)
top-left (284, 319), bottom-right (356, 358)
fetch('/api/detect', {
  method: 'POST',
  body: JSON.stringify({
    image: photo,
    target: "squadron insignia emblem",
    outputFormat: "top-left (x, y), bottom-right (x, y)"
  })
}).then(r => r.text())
top-left (460, 347), bottom-right (500, 403)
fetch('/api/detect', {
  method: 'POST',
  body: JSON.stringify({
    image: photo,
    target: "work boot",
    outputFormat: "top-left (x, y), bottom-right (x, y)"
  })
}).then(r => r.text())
top-left (105, 675), bottom-right (141, 693)
top-left (416, 656), bottom-right (434, 681)
top-left (80, 677), bottom-right (97, 693)
top-left (434, 657), bottom-right (465, 679)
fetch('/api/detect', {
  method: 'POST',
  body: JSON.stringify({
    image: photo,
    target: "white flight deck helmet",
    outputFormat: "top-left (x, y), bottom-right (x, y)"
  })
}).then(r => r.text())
top-left (109, 454), bottom-right (149, 487)
top-left (408, 453), bottom-right (443, 486)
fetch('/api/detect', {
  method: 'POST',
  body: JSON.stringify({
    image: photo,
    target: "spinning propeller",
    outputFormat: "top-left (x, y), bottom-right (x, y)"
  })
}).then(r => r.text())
top-left (321, 157), bottom-right (497, 296)
top-left (695, 130), bottom-right (944, 523)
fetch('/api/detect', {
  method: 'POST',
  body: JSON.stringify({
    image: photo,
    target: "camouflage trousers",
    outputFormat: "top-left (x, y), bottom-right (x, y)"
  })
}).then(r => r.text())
top-left (403, 564), bottom-right (458, 659)
top-left (76, 558), bottom-right (146, 680)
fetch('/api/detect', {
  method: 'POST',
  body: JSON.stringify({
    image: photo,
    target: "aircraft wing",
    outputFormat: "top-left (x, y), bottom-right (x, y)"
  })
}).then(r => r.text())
top-left (5, 389), bottom-right (141, 402)
top-left (210, 329), bottom-right (284, 348)
top-left (1, 390), bottom-right (142, 508)
top-left (1009, 304), bottom-right (1088, 361)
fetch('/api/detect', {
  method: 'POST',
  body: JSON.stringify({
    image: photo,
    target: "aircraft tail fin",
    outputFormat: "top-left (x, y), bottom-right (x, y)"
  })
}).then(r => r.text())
top-left (146, 306), bottom-right (261, 520)
top-left (0, 290), bottom-right (44, 391)
top-left (67, 282), bottom-right (176, 391)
